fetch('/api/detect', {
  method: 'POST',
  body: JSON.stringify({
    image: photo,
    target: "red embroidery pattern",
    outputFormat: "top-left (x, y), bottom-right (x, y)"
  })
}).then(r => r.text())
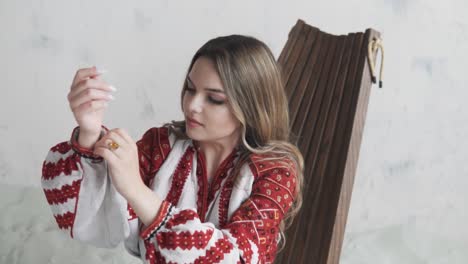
top-left (43, 180), bottom-right (81, 205)
top-left (196, 148), bottom-right (238, 223)
top-left (157, 229), bottom-right (214, 250)
top-left (193, 236), bottom-right (234, 264)
top-left (224, 155), bottom-right (297, 263)
top-left (249, 154), bottom-right (295, 175)
top-left (229, 225), bottom-right (253, 263)
top-left (230, 222), bottom-right (266, 262)
top-left (251, 170), bottom-right (295, 216)
top-left (54, 211), bottom-right (75, 230)
top-left (145, 238), bottom-right (179, 264)
top-left (155, 248), bottom-right (172, 264)
top-left (138, 151), bottom-right (152, 186)
top-left (229, 216), bottom-right (260, 256)
top-left (165, 147), bottom-right (194, 205)
top-left (195, 156), bottom-right (206, 220)
top-left (218, 176), bottom-right (235, 228)
top-left (50, 141), bottom-right (72, 154)
top-left (165, 209), bottom-right (198, 229)
top-left (137, 127), bottom-right (172, 186)
top-left (207, 152), bottom-right (237, 206)
top-left (158, 127), bottom-right (171, 159)
top-left (144, 239), bottom-right (157, 264)
top-left (42, 153), bottom-right (81, 180)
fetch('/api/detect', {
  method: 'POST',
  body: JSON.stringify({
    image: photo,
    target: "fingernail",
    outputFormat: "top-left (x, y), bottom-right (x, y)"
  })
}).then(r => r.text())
top-left (107, 94), bottom-right (115, 100)
top-left (96, 67), bottom-right (108, 75)
top-left (109, 85), bottom-right (117, 92)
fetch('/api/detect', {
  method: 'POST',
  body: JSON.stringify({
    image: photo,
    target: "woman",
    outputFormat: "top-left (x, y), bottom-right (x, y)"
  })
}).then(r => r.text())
top-left (42, 35), bottom-right (304, 264)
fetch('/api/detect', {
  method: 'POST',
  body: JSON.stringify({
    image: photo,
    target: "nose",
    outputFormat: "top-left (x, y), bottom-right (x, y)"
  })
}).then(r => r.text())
top-left (187, 93), bottom-right (203, 114)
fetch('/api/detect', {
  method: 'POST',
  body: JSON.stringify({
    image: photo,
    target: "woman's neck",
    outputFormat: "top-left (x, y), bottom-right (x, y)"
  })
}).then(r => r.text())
top-left (194, 136), bottom-right (240, 183)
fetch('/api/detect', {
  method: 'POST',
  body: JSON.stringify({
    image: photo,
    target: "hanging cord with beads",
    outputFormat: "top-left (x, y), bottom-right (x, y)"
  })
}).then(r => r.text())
top-left (367, 37), bottom-right (384, 88)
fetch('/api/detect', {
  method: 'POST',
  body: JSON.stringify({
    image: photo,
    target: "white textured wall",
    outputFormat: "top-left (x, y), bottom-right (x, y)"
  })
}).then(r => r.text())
top-left (0, 0), bottom-right (466, 263)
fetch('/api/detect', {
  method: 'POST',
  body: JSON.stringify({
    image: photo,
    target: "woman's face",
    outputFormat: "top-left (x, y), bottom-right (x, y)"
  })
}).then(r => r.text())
top-left (182, 56), bottom-right (241, 146)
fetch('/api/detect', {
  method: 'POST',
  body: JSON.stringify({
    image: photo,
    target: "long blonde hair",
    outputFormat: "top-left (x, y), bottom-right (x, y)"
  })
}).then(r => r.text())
top-left (164, 35), bottom-right (304, 250)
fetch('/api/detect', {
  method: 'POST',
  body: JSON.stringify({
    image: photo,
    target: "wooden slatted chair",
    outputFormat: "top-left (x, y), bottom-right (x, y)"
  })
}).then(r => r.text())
top-left (274, 19), bottom-right (382, 264)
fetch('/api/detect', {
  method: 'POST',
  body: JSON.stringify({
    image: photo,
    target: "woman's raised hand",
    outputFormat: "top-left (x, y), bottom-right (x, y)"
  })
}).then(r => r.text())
top-left (67, 66), bottom-right (116, 136)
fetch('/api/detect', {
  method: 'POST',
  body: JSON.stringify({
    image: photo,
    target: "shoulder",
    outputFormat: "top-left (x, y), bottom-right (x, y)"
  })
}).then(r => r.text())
top-left (137, 126), bottom-right (177, 157)
top-left (248, 153), bottom-right (297, 193)
top-left (248, 153), bottom-right (296, 178)
top-left (136, 126), bottom-right (181, 177)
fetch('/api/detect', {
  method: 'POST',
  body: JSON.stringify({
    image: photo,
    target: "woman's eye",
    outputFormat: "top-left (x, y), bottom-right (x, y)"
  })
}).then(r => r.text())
top-left (185, 87), bottom-right (196, 94)
top-left (185, 86), bottom-right (225, 105)
top-left (208, 97), bottom-right (225, 105)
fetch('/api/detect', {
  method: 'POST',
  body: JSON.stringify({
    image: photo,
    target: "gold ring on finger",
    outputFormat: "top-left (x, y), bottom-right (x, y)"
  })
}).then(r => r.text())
top-left (107, 141), bottom-right (120, 151)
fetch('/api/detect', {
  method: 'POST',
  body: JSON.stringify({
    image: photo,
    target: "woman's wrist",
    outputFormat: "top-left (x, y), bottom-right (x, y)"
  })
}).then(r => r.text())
top-left (70, 126), bottom-right (108, 160)
top-left (78, 130), bottom-right (101, 149)
top-left (76, 126), bottom-right (107, 149)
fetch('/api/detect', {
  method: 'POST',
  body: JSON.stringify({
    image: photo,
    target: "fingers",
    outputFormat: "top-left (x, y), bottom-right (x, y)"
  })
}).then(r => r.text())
top-left (69, 77), bottom-right (115, 99)
top-left (112, 128), bottom-right (135, 146)
top-left (73, 99), bottom-right (109, 114)
top-left (71, 66), bottom-right (105, 88)
top-left (94, 128), bottom-right (133, 157)
top-left (96, 130), bottom-right (124, 149)
top-left (93, 146), bottom-right (119, 165)
top-left (92, 128), bottom-right (136, 175)
top-left (69, 83), bottom-right (115, 110)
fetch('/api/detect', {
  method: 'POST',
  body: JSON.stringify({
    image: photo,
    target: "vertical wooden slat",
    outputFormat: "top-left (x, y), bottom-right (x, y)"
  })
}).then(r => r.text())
top-left (278, 20), bottom-right (305, 68)
top-left (291, 33), bottom-right (331, 139)
top-left (286, 28), bottom-right (327, 134)
top-left (285, 26), bottom-right (319, 107)
top-left (281, 23), bottom-right (309, 92)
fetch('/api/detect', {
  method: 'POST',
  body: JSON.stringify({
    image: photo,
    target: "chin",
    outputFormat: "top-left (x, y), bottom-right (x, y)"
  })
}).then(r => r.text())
top-left (186, 127), bottom-right (203, 140)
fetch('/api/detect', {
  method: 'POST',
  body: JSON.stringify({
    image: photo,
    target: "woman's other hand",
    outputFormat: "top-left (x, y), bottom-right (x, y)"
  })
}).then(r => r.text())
top-left (93, 128), bottom-right (144, 199)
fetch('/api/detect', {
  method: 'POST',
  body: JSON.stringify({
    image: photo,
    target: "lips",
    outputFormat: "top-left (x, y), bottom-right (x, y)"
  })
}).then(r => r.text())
top-left (187, 117), bottom-right (203, 126)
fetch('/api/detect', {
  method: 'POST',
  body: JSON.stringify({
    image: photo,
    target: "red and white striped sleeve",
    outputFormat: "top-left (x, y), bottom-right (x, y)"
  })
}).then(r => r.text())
top-left (139, 158), bottom-right (297, 264)
top-left (41, 126), bottom-right (172, 252)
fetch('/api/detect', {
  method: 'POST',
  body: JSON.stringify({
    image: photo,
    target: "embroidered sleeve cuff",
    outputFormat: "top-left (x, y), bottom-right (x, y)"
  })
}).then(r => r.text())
top-left (70, 126), bottom-right (109, 160)
top-left (140, 200), bottom-right (173, 240)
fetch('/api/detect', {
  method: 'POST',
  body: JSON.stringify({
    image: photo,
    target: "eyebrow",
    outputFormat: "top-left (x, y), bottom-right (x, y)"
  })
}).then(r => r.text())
top-left (186, 76), bottom-right (225, 94)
